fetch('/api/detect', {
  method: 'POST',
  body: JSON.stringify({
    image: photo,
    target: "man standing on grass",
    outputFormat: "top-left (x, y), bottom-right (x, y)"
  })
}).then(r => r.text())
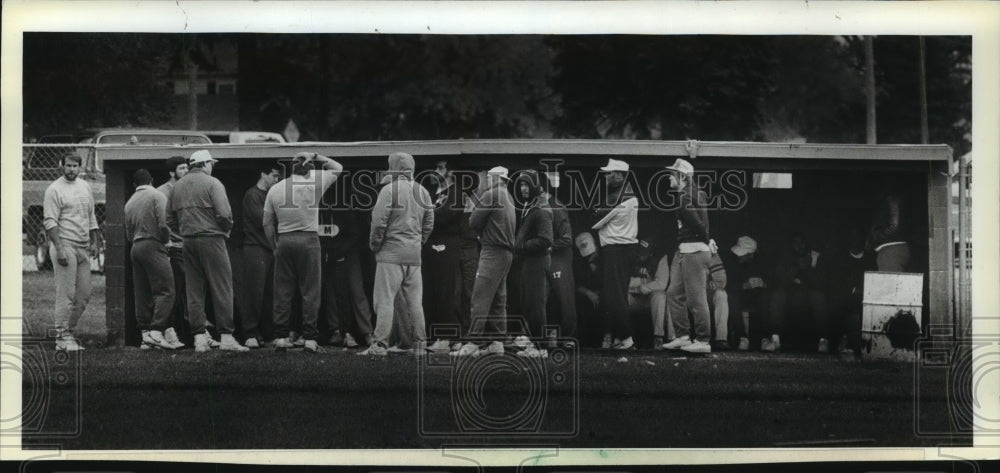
top-left (662, 158), bottom-right (714, 354)
top-left (43, 153), bottom-right (101, 351)
top-left (452, 166), bottom-right (516, 357)
top-left (124, 169), bottom-right (181, 350)
top-left (264, 152), bottom-right (344, 353)
top-left (360, 152), bottom-right (434, 356)
top-left (167, 150), bottom-right (247, 353)
top-left (241, 162), bottom-right (282, 348)
top-left (156, 156), bottom-right (192, 348)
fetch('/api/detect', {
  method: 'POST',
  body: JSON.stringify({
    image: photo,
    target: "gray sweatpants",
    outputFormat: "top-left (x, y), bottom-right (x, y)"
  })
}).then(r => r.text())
top-left (667, 250), bottom-right (711, 343)
top-left (130, 239), bottom-right (175, 331)
top-left (273, 232), bottom-right (322, 341)
top-left (182, 235), bottom-right (234, 335)
top-left (372, 262), bottom-right (426, 347)
top-left (470, 246), bottom-right (513, 336)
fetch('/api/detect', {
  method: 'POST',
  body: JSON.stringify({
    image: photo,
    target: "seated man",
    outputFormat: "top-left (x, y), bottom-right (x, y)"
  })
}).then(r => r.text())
top-left (765, 232), bottom-right (828, 353)
top-left (718, 236), bottom-right (764, 351)
top-left (627, 237), bottom-right (671, 349)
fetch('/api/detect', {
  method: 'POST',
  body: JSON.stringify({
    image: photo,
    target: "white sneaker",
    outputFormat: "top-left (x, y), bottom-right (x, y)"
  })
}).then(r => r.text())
top-left (140, 330), bottom-right (154, 350)
top-left (386, 345), bottom-right (409, 354)
top-left (220, 334), bottom-right (249, 352)
top-left (738, 337), bottom-right (750, 351)
top-left (512, 335), bottom-right (532, 349)
top-left (681, 340), bottom-right (712, 354)
top-left (358, 343), bottom-right (388, 356)
top-left (428, 339), bottom-right (452, 352)
top-left (204, 334), bottom-right (221, 348)
top-left (663, 336), bottom-right (692, 350)
top-left (164, 327), bottom-right (185, 349)
top-left (450, 342), bottom-right (481, 357)
top-left (290, 331), bottom-right (305, 347)
top-left (483, 341), bottom-right (505, 355)
top-left (244, 337), bottom-right (260, 349)
top-left (304, 340), bottom-right (319, 352)
top-left (817, 338), bottom-right (829, 354)
top-left (194, 333), bottom-right (211, 353)
top-left (761, 336), bottom-right (781, 353)
top-left (272, 338), bottom-right (293, 350)
top-left (148, 330), bottom-right (174, 350)
top-left (344, 333), bottom-right (359, 348)
top-left (517, 346), bottom-right (549, 358)
top-left (56, 335), bottom-right (85, 351)
top-left (613, 336), bottom-right (634, 350)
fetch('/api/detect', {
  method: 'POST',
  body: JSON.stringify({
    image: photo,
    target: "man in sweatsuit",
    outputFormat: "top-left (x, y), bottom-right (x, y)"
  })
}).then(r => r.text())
top-left (541, 173), bottom-right (577, 347)
top-left (166, 150), bottom-right (247, 353)
top-left (514, 170), bottom-right (553, 354)
top-left (592, 158), bottom-right (640, 350)
top-left (241, 162), bottom-right (282, 348)
top-left (662, 158), bottom-right (713, 354)
top-left (263, 152), bottom-right (344, 352)
top-left (157, 156), bottom-right (192, 347)
top-left (360, 152), bottom-right (435, 356)
top-left (454, 166), bottom-right (517, 357)
top-left (124, 169), bottom-right (180, 350)
top-left (422, 160), bottom-right (477, 351)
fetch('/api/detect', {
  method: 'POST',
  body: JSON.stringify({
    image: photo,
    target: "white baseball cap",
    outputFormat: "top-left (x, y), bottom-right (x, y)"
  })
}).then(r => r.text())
top-left (487, 166), bottom-right (511, 181)
top-left (731, 236), bottom-right (758, 256)
top-left (665, 158), bottom-right (694, 175)
top-left (189, 150), bottom-right (217, 165)
top-left (600, 158), bottom-right (629, 173)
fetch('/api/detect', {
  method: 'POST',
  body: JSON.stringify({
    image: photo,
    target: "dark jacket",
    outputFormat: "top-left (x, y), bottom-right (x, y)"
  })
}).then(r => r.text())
top-left (515, 201), bottom-right (553, 257)
top-left (430, 180), bottom-right (476, 245)
top-left (547, 195), bottom-right (573, 250)
top-left (676, 184), bottom-right (710, 245)
top-left (320, 210), bottom-right (360, 262)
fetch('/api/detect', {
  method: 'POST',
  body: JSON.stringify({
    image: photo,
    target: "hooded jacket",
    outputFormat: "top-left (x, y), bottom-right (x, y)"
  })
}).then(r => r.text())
top-left (514, 171), bottom-right (553, 257)
top-left (369, 152), bottom-right (435, 265)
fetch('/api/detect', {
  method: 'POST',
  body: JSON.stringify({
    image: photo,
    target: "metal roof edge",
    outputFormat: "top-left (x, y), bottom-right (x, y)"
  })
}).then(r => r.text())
top-left (95, 139), bottom-right (953, 161)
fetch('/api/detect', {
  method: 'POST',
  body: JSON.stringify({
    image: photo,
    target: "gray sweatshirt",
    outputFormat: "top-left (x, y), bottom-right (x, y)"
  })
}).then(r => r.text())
top-left (369, 153), bottom-right (434, 265)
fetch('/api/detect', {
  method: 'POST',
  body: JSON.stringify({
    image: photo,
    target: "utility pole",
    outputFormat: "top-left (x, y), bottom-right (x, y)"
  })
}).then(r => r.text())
top-left (919, 36), bottom-right (930, 144)
top-left (865, 36), bottom-right (877, 144)
top-left (185, 34), bottom-right (199, 130)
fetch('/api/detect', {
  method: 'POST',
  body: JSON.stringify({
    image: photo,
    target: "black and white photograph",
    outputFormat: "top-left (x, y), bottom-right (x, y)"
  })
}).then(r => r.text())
top-left (2, 0), bottom-right (998, 469)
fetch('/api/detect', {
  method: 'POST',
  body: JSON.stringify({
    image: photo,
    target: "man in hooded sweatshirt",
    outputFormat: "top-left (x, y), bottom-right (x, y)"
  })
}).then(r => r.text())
top-left (513, 170), bottom-right (553, 357)
top-left (360, 152), bottom-right (435, 356)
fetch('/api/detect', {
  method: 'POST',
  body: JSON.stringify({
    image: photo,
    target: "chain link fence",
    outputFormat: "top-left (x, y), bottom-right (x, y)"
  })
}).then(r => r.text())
top-left (22, 144), bottom-right (105, 272)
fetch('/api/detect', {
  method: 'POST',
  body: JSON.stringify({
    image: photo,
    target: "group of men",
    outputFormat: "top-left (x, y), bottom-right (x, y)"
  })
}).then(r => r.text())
top-left (46, 147), bottom-right (908, 357)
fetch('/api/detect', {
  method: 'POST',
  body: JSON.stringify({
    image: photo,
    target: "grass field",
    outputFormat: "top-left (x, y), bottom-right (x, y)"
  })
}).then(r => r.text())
top-left (20, 271), bottom-right (107, 346)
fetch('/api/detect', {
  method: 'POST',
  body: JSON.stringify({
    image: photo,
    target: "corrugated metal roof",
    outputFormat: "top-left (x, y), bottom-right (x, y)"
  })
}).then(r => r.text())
top-left (97, 139), bottom-right (953, 162)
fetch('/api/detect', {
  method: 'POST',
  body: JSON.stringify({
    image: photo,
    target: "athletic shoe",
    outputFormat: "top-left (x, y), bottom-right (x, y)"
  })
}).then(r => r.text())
top-left (304, 340), bottom-right (319, 353)
top-left (272, 338), bottom-right (293, 350)
top-left (613, 336), bottom-right (634, 350)
top-left (344, 333), bottom-right (359, 349)
top-left (164, 327), bottom-right (185, 349)
top-left (328, 331), bottom-right (344, 346)
top-left (290, 332), bottom-right (305, 348)
top-left (483, 341), bottom-right (505, 355)
top-left (662, 336), bottom-right (692, 350)
top-left (601, 334), bottom-right (613, 349)
top-left (450, 342), bottom-right (480, 357)
top-left (517, 346), bottom-right (548, 358)
top-left (220, 334), bottom-right (249, 352)
top-left (244, 337), bottom-right (260, 349)
top-left (681, 340), bottom-right (712, 354)
top-left (653, 336), bottom-right (664, 351)
top-left (194, 333), bottom-right (211, 353)
top-left (451, 342), bottom-right (464, 351)
top-left (386, 345), bottom-right (410, 354)
top-left (140, 342), bottom-right (152, 351)
top-left (204, 334), bottom-right (221, 349)
top-left (428, 339), bottom-right (452, 352)
top-left (817, 338), bottom-right (829, 354)
top-left (738, 337), bottom-right (750, 351)
top-left (761, 337), bottom-right (780, 353)
top-left (712, 340), bottom-right (731, 351)
top-left (140, 330), bottom-right (154, 351)
top-left (148, 330), bottom-right (174, 350)
top-left (512, 335), bottom-right (532, 349)
top-left (358, 343), bottom-right (388, 356)
top-left (56, 335), bottom-right (85, 352)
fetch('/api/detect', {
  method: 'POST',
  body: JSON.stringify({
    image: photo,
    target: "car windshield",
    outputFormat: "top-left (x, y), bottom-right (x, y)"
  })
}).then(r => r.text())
top-left (97, 134), bottom-right (211, 145)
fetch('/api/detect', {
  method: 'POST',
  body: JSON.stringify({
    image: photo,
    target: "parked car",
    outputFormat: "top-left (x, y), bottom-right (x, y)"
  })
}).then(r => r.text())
top-left (24, 129), bottom-right (212, 272)
top-left (201, 130), bottom-right (286, 144)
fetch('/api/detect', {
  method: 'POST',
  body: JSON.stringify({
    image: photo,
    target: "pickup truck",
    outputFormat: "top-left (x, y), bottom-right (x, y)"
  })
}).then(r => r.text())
top-left (23, 129), bottom-right (211, 271)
